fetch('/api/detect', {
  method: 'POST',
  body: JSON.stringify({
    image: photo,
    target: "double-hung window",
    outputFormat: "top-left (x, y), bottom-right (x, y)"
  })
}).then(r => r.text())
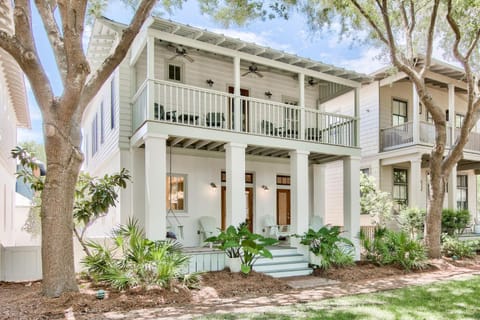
top-left (392, 99), bottom-right (408, 126)
top-left (167, 174), bottom-right (186, 212)
top-left (167, 63), bottom-right (182, 82)
top-left (393, 168), bottom-right (408, 209)
top-left (457, 175), bottom-right (468, 210)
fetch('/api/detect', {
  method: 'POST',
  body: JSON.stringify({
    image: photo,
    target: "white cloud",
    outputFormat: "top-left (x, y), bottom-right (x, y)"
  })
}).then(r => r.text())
top-left (336, 48), bottom-right (387, 74)
top-left (17, 128), bottom-right (43, 143)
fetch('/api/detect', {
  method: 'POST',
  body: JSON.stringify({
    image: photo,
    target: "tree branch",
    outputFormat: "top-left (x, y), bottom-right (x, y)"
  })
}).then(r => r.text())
top-left (420, 0), bottom-right (440, 77)
top-left (350, 0), bottom-right (390, 46)
top-left (80, 0), bottom-right (157, 112)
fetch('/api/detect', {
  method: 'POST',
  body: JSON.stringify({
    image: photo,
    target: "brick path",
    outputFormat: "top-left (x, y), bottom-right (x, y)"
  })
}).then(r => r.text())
top-left (101, 262), bottom-right (480, 320)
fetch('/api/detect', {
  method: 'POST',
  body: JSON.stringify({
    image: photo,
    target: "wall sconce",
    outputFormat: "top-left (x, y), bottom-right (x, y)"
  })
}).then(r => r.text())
top-left (261, 185), bottom-right (269, 191)
top-left (210, 182), bottom-right (217, 189)
top-left (264, 91), bottom-right (272, 99)
top-left (206, 79), bottom-right (214, 87)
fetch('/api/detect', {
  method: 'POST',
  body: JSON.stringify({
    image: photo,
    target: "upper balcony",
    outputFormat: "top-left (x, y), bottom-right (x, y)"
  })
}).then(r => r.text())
top-left (132, 79), bottom-right (358, 147)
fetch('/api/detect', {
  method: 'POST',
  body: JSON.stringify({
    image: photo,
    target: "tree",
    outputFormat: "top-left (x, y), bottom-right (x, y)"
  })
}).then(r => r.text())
top-left (360, 173), bottom-right (393, 226)
top-left (0, 0), bottom-right (164, 297)
top-left (297, 0), bottom-right (480, 258)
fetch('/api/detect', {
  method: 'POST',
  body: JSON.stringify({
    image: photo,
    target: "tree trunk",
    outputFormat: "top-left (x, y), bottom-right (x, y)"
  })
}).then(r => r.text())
top-left (40, 115), bottom-right (83, 297)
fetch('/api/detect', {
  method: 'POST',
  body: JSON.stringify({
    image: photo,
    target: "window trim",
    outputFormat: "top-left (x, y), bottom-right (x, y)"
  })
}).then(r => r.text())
top-left (167, 173), bottom-right (187, 213)
top-left (165, 62), bottom-right (184, 83)
top-left (100, 102), bottom-right (105, 144)
top-left (392, 98), bottom-right (408, 126)
top-left (456, 174), bottom-right (468, 210)
top-left (455, 113), bottom-right (465, 129)
top-left (393, 168), bottom-right (408, 209)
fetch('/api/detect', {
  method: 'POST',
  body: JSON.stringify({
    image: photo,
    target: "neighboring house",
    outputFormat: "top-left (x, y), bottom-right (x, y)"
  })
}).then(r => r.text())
top-left (82, 16), bottom-right (369, 269)
top-left (0, 1), bottom-right (38, 281)
top-left (323, 58), bottom-right (479, 226)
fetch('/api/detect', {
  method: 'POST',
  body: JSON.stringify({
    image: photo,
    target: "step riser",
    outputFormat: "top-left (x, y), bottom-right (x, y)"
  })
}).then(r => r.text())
top-left (268, 249), bottom-right (299, 256)
top-left (256, 255), bottom-right (305, 264)
top-left (253, 262), bottom-right (309, 272)
top-left (267, 269), bottom-right (313, 278)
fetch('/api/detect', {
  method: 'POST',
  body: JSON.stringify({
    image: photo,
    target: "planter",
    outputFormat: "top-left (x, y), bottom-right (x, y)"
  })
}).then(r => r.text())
top-left (226, 256), bottom-right (242, 272)
top-left (309, 252), bottom-right (322, 267)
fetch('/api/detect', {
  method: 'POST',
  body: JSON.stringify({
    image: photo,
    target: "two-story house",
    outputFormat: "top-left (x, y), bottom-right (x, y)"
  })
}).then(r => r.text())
top-left (322, 58), bottom-right (479, 226)
top-left (82, 16), bottom-right (369, 273)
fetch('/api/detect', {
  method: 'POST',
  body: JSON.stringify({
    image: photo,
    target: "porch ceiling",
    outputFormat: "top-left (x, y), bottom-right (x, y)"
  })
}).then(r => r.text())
top-left (166, 136), bottom-right (343, 164)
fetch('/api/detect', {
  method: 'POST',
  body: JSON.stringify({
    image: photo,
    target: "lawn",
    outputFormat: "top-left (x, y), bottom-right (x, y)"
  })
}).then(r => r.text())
top-left (196, 275), bottom-right (480, 320)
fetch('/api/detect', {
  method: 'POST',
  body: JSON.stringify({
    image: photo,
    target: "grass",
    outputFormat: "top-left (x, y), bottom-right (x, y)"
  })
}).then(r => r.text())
top-left (196, 276), bottom-right (480, 320)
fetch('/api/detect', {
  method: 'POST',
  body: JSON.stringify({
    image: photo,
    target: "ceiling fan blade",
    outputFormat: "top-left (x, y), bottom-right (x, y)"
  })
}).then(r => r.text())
top-left (242, 71), bottom-right (251, 77)
top-left (169, 54), bottom-right (180, 60)
top-left (184, 55), bottom-right (194, 63)
top-left (255, 72), bottom-right (264, 78)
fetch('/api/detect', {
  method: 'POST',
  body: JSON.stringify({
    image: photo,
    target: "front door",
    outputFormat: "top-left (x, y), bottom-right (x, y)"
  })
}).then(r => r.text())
top-left (228, 87), bottom-right (249, 131)
top-left (221, 186), bottom-right (254, 232)
top-left (276, 189), bottom-right (291, 225)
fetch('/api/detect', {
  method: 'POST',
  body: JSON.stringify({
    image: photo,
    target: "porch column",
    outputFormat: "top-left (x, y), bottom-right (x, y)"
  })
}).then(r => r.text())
top-left (225, 142), bottom-right (246, 227)
top-left (144, 133), bottom-right (167, 240)
top-left (233, 56), bottom-right (241, 131)
top-left (354, 87), bottom-right (360, 146)
top-left (312, 163), bottom-right (327, 225)
top-left (343, 156), bottom-right (360, 260)
top-left (290, 150), bottom-right (310, 235)
top-left (412, 83), bottom-right (420, 144)
top-left (298, 73), bottom-right (306, 140)
top-left (448, 84), bottom-right (456, 147)
top-left (409, 157), bottom-right (422, 207)
top-left (146, 35), bottom-right (155, 120)
top-left (448, 165), bottom-right (457, 209)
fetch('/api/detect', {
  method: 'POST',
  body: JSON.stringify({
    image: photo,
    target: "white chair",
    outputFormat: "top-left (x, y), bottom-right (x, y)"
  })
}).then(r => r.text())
top-left (264, 215), bottom-right (290, 240)
top-left (309, 216), bottom-right (323, 231)
top-left (198, 216), bottom-right (219, 248)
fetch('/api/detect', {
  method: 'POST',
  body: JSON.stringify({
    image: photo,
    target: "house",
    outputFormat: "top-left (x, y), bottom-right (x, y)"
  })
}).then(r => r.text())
top-left (81, 17), bottom-right (369, 275)
top-left (322, 58), bottom-right (479, 226)
top-left (0, 1), bottom-right (35, 281)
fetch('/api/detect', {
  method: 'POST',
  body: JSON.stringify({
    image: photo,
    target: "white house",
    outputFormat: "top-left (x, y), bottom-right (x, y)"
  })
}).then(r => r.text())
top-left (81, 17), bottom-right (369, 275)
top-left (322, 59), bottom-right (479, 226)
top-left (0, 1), bottom-right (34, 281)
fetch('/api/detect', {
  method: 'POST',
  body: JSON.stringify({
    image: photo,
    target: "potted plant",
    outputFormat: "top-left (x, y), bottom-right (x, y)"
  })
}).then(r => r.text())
top-left (296, 225), bottom-right (355, 270)
top-left (206, 224), bottom-right (278, 274)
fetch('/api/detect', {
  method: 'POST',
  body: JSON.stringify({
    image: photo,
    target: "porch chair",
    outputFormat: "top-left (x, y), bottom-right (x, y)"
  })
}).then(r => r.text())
top-left (205, 112), bottom-right (225, 128)
top-left (154, 103), bottom-right (176, 122)
top-left (263, 215), bottom-right (290, 241)
top-left (261, 120), bottom-right (278, 136)
top-left (198, 216), bottom-right (219, 248)
top-left (309, 215), bottom-right (323, 232)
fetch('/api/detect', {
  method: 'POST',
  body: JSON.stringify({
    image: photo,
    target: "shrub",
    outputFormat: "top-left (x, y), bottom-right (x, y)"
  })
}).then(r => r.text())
top-left (397, 207), bottom-right (426, 239)
top-left (441, 234), bottom-right (476, 259)
top-left (82, 219), bottom-right (198, 290)
top-left (360, 173), bottom-right (394, 226)
top-left (297, 226), bottom-right (355, 270)
top-left (442, 209), bottom-right (471, 235)
top-left (360, 228), bottom-right (428, 271)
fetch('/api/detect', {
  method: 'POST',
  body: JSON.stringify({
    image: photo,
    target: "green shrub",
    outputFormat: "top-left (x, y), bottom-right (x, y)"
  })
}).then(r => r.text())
top-left (360, 228), bottom-right (428, 271)
top-left (442, 209), bottom-right (471, 235)
top-left (397, 207), bottom-right (426, 239)
top-left (441, 234), bottom-right (476, 259)
top-left (82, 219), bottom-right (197, 290)
top-left (297, 226), bottom-right (355, 270)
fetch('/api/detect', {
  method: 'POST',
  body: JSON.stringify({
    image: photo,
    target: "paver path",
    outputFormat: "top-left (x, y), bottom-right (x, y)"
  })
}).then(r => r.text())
top-left (102, 264), bottom-right (480, 320)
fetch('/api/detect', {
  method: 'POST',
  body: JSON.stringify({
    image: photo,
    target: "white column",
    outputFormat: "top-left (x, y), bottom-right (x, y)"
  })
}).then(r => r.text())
top-left (146, 36), bottom-right (155, 120)
top-left (312, 164), bottom-right (326, 224)
top-left (448, 84), bottom-right (455, 146)
top-left (290, 150), bottom-right (310, 235)
top-left (412, 83), bottom-right (420, 144)
top-left (354, 88), bottom-right (360, 146)
top-left (144, 134), bottom-right (167, 240)
top-left (225, 142), bottom-right (246, 227)
top-left (409, 157), bottom-right (422, 207)
top-left (343, 156), bottom-right (360, 260)
top-left (233, 56), bottom-right (241, 131)
top-left (299, 73), bottom-right (306, 140)
top-left (448, 165), bottom-right (457, 209)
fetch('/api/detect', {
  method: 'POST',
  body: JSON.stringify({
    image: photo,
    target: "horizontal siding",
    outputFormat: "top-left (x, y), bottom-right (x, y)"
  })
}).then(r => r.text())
top-left (359, 82), bottom-right (380, 156)
top-left (324, 160), bottom-right (343, 226)
top-left (119, 55), bottom-right (132, 148)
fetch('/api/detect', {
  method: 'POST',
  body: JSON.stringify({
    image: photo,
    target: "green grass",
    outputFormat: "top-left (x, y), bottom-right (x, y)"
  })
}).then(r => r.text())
top-left (196, 276), bottom-right (480, 320)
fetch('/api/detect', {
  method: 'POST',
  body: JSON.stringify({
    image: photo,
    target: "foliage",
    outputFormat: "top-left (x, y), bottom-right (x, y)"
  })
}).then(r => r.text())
top-left (82, 218), bottom-right (197, 290)
top-left (19, 141), bottom-right (46, 163)
top-left (441, 209), bottom-right (471, 235)
top-left (360, 228), bottom-right (428, 271)
top-left (296, 226), bottom-right (355, 270)
top-left (397, 207), bottom-right (426, 239)
top-left (360, 173), bottom-right (393, 226)
top-left (205, 224), bottom-right (278, 274)
top-left (441, 234), bottom-right (476, 259)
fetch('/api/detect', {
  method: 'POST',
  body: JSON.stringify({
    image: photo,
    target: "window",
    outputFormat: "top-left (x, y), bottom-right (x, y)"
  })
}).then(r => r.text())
top-left (167, 63), bottom-right (182, 82)
top-left (360, 168), bottom-right (370, 176)
top-left (457, 175), bottom-right (468, 210)
top-left (393, 168), bottom-right (408, 209)
top-left (455, 113), bottom-right (465, 129)
top-left (220, 171), bottom-right (254, 183)
top-left (91, 114), bottom-right (98, 156)
top-left (392, 99), bottom-right (408, 126)
top-left (110, 77), bottom-right (115, 129)
top-left (276, 175), bottom-right (291, 186)
top-left (167, 174), bottom-right (186, 211)
top-left (100, 102), bottom-right (105, 144)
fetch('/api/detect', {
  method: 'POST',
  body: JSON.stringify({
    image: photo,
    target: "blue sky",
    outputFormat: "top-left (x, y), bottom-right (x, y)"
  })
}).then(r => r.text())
top-left (17, 0), bottom-right (387, 143)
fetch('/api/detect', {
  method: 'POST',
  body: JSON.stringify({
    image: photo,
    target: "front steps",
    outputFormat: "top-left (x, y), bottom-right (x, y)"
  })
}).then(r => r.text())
top-left (253, 246), bottom-right (312, 278)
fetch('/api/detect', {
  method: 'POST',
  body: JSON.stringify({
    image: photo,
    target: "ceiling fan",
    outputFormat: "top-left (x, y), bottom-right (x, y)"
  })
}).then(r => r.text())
top-left (168, 45), bottom-right (194, 63)
top-left (242, 63), bottom-right (264, 78)
top-left (306, 77), bottom-right (319, 87)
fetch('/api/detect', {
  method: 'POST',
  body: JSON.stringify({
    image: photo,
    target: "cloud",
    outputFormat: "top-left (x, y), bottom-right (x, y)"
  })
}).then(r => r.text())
top-left (17, 127), bottom-right (43, 143)
top-left (336, 47), bottom-right (388, 74)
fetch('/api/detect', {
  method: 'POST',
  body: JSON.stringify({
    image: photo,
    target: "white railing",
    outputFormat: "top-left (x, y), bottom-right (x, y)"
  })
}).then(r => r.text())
top-left (455, 129), bottom-right (480, 152)
top-left (380, 122), bottom-right (413, 151)
top-left (132, 79), bottom-right (358, 147)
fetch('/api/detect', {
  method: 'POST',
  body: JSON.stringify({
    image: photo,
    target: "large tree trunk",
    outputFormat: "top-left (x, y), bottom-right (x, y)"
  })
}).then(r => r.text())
top-left (40, 114), bottom-right (83, 297)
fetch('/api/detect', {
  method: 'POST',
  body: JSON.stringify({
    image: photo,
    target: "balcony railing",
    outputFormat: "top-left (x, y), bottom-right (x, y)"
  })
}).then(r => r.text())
top-left (132, 79), bottom-right (358, 147)
top-left (380, 122), bottom-right (413, 151)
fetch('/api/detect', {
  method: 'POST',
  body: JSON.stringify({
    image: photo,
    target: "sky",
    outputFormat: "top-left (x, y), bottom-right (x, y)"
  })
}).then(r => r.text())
top-left (17, 0), bottom-right (388, 143)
